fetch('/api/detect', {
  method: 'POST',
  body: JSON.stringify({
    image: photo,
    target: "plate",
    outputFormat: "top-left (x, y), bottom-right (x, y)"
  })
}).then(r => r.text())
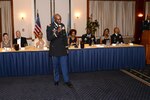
top-left (95, 45), bottom-right (105, 47)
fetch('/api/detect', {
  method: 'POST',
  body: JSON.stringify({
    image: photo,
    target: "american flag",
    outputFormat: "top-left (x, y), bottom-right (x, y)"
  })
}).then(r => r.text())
top-left (33, 12), bottom-right (41, 37)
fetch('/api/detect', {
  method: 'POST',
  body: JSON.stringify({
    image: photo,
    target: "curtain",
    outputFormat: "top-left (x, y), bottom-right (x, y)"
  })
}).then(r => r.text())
top-left (145, 2), bottom-right (150, 19)
top-left (0, 1), bottom-right (12, 42)
top-left (89, 1), bottom-right (135, 38)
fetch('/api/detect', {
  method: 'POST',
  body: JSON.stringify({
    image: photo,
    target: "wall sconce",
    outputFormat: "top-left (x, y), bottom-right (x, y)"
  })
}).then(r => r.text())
top-left (138, 13), bottom-right (143, 17)
top-left (19, 12), bottom-right (26, 32)
top-left (20, 12), bottom-right (26, 20)
top-left (75, 12), bottom-right (80, 19)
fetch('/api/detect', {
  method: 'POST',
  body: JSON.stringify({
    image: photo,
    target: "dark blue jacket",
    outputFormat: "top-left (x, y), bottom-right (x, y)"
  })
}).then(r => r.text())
top-left (111, 33), bottom-right (124, 44)
top-left (46, 22), bottom-right (68, 56)
top-left (81, 34), bottom-right (96, 44)
top-left (13, 37), bottom-right (28, 47)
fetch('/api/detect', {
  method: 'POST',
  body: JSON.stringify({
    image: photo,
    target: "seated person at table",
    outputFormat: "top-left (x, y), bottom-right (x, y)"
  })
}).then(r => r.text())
top-left (81, 28), bottom-right (96, 45)
top-left (13, 30), bottom-right (28, 48)
top-left (100, 28), bottom-right (111, 45)
top-left (68, 29), bottom-right (79, 47)
top-left (34, 32), bottom-right (47, 48)
top-left (111, 27), bottom-right (124, 44)
top-left (1, 33), bottom-right (11, 48)
top-left (142, 13), bottom-right (150, 30)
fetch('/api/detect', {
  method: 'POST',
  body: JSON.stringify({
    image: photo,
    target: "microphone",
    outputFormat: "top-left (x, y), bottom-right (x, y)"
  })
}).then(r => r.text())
top-left (58, 25), bottom-right (61, 28)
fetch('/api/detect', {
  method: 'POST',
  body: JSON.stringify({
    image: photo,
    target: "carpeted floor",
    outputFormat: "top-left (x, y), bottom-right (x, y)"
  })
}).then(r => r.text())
top-left (0, 71), bottom-right (150, 100)
top-left (139, 64), bottom-right (150, 77)
top-left (123, 65), bottom-right (150, 84)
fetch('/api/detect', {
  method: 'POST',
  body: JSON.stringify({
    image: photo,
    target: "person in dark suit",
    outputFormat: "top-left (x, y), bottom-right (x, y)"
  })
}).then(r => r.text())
top-left (13, 30), bottom-right (28, 48)
top-left (81, 28), bottom-right (96, 45)
top-left (111, 27), bottom-right (124, 44)
top-left (46, 14), bottom-right (73, 87)
top-left (142, 14), bottom-right (150, 30)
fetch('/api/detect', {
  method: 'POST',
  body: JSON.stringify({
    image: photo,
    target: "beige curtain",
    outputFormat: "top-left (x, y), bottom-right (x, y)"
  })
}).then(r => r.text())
top-left (0, 1), bottom-right (12, 41)
top-left (89, 1), bottom-right (135, 38)
top-left (145, 2), bottom-right (150, 19)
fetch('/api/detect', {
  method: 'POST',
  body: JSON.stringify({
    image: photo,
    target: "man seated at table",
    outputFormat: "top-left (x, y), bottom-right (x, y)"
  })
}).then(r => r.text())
top-left (34, 32), bottom-right (47, 48)
top-left (13, 30), bottom-right (28, 48)
top-left (111, 27), bottom-right (124, 44)
top-left (142, 13), bottom-right (150, 30)
top-left (81, 28), bottom-right (96, 45)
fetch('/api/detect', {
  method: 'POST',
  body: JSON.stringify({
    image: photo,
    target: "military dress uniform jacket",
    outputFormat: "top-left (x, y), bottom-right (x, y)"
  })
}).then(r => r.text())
top-left (142, 20), bottom-right (150, 30)
top-left (46, 22), bottom-right (68, 56)
top-left (111, 33), bottom-right (124, 44)
top-left (81, 34), bottom-right (96, 44)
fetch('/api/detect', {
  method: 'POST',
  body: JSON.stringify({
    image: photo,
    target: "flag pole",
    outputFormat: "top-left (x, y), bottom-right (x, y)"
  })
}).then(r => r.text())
top-left (33, 0), bottom-right (36, 40)
top-left (68, 0), bottom-right (71, 33)
top-left (50, 0), bottom-right (52, 23)
top-left (37, 9), bottom-right (38, 14)
top-left (34, 0), bottom-right (36, 21)
top-left (53, 0), bottom-right (55, 15)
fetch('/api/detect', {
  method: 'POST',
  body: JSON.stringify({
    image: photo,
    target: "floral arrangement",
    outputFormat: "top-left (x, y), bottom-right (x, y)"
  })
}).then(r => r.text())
top-left (87, 15), bottom-right (99, 35)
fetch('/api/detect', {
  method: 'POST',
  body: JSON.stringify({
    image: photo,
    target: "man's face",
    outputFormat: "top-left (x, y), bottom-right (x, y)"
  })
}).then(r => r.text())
top-left (55, 15), bottom-right (61, 24)
top-left (147, 14), bottom-right (150, 20)
top-left (16, 31), bottom-right (21, 38)
top-left (114, 28), bottom-right (119, 34)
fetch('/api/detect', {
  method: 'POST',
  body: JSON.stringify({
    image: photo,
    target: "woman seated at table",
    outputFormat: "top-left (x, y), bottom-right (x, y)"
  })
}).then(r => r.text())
top-left (34, 32), bottom-right (47, 48)
top-left (100, 28), bottom-right (111, 45)
top-left (68, 29), bottom-right (79, 47)
top-left (1, 33), bottom-right (11, 48)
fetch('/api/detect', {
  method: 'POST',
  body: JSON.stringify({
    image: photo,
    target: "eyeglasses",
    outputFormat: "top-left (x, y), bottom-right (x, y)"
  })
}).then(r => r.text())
top-left (56, 18), bottom-right (61, 20)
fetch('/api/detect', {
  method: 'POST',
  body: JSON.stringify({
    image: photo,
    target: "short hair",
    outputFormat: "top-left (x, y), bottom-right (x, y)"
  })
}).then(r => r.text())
top-left (54, 13), bottom-right (61, 17)
top-left (3, 33), bottom-right (8, 37)
top-left (69, 29), bottom-right (77, 36)
top-left (54, 13), bottom-right (61, 20)
top-left (16, 30), bottom-right (21, 34)
top-left (114, 27), bottom-right (120, 33)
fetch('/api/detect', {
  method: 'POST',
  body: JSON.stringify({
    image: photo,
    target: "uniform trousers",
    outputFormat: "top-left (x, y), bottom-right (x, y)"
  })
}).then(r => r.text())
top-left (52, 55), bottom-right (69, 82)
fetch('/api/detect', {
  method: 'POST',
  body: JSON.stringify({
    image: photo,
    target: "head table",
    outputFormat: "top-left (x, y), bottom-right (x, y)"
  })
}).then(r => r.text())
top-left (0, 44), bottom-right (145, 77)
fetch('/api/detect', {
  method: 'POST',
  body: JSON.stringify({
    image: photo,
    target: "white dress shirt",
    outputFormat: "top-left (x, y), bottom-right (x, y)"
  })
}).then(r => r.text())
top-left (17, 38), bottom-right (21, 48)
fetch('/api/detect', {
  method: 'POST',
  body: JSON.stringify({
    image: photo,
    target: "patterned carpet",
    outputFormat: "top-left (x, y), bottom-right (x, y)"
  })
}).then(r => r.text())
top-left (0, 71), bottom-right (150, 100)
top-left (122, 65), bottom-right (150, 86)
top-left (138, 64), bottom-right (150, 77)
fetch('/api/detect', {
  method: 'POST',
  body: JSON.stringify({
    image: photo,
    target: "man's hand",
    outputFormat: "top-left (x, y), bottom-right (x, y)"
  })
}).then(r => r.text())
top-left (57, 26), bottom-right (62, 33)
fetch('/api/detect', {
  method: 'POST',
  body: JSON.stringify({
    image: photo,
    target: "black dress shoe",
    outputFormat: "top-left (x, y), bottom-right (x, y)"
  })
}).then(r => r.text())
top-left (54, 81), bottom-right (59, 86)
top-left (64, 82), bottom-right (73, 88)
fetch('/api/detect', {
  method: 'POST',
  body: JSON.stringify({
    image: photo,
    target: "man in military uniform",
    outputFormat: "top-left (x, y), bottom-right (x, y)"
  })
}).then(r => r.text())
top-left (142, 14), bottom-right (150, 30)
top-left (81, 28), bottom-right (96, 45)
top-left (46, 14), bottom-right (73, 88)
top-left (111, 27), bottom-right (124, 44)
